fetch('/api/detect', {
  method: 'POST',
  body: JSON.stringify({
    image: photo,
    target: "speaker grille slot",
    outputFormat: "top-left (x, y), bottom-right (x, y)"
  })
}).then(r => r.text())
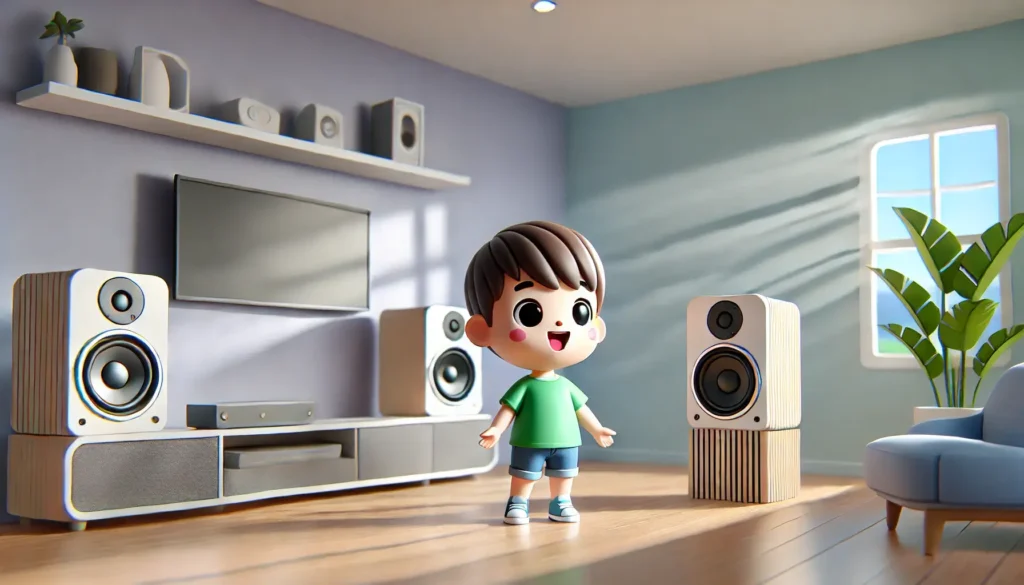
top-left (689, 428), bottom-right (800, 503)
top-left (71, 438), bottom-right (219, 512)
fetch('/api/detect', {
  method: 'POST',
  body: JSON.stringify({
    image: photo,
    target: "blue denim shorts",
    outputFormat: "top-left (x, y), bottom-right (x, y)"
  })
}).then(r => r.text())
top-left (509, 446), bottom-right (579, 481)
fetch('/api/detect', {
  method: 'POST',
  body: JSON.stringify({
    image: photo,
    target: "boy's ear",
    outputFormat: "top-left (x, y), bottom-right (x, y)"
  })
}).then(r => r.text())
top-left (465, 314), bottom-right (492, 347)
top-left (595, 316), bottom-right (607, 343)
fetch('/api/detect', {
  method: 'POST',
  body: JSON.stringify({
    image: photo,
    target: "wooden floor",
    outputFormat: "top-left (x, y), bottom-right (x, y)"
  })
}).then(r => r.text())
top-left (2, 463), bottom-right (1024, 584)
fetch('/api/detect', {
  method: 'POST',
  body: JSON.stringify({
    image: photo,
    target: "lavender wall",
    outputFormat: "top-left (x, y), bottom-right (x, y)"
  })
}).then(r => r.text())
top-left (0, 0), bottom-right (565, 523)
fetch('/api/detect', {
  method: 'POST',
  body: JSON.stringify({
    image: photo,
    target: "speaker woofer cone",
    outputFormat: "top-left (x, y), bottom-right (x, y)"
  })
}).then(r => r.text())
top-left (75, 331), bottom-right (163, 420)
top-left (430, 348), bottom-right (475, 403)
top-left (692, 344), bottom-right (760, 419)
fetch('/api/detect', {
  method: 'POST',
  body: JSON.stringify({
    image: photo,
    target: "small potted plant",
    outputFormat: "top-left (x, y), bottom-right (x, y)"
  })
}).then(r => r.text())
top-left (40, 11), bottom-right (84, 86)
top-left (867, 208), bottom-right (1024, 424)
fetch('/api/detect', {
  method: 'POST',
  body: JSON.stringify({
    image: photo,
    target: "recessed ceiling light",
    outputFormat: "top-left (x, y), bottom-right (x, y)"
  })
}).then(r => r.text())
top-left (532, 0), bottom-right (556, 13)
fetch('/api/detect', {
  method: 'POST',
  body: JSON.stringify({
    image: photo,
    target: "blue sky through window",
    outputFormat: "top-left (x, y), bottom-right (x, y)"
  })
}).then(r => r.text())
top-left (939, 127), bottom-right (998, 186)
top-left (874, 137), bottom-right (930, 192)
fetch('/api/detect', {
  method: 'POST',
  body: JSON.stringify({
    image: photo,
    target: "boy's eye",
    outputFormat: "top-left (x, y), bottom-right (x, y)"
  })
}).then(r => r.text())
top-left (513, 299), bottom-right (544, 328)
top-left (572, 299), bottom-right (592, 326)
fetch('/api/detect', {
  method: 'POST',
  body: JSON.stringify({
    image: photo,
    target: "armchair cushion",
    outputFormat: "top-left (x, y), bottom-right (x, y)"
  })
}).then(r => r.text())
top-left (908, 412), bottom-right (982, 439)
top-left (937, 440), bottom-right (1024, 506)
top-left (865, 434), bottom-right (1024, 506)
top-left (864, 435), bottom-right (966, 503)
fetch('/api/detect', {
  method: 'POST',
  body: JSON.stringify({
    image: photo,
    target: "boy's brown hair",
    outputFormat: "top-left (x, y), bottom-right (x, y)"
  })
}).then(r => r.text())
top-left (464, 221), bottom-right (605, 326)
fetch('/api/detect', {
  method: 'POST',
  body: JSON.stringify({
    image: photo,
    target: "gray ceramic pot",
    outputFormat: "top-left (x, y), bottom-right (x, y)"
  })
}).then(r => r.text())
top-left (75, 47), bottom-right (119, 95)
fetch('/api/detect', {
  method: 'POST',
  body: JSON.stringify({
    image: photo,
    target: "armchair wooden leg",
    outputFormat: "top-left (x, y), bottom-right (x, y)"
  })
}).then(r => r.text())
top-left (885, 501), bottom-right (902, 530)
top-left (923, 510), bottom-right (945, 556)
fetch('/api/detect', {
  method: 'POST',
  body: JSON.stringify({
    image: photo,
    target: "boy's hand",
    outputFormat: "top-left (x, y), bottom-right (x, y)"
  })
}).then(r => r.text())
top-left (591, 427), bottom-right (616, 448)
top-left (479, 426), bottom-right (502, 449)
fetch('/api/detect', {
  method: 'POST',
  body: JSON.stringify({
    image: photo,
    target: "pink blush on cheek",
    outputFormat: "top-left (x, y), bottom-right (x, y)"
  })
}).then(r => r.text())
top-left (588, 328), bottom-right (598, 340)
top-left (509, 329), bottom-right (527, 342)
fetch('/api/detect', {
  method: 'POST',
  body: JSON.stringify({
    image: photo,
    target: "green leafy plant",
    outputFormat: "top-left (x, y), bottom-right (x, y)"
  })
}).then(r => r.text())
top-left (868, 208), bottom-right (1024, 408)
top-left (39, 11), bottom-right (83, 45)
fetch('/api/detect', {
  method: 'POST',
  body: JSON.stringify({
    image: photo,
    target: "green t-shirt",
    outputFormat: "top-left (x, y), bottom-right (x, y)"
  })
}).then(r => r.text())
top-left (500, 375), bottom-right (588, 448)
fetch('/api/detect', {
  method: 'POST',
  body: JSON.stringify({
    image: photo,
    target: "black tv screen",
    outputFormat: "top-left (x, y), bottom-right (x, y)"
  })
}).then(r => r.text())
top-left (174, 176), bottom-right (370, 311)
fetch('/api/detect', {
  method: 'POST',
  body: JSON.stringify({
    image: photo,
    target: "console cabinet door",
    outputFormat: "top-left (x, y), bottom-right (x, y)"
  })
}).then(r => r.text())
top-left (357, 425), bottom-right (432, 480)
top-left (432, 420), bottom-right (495, 473)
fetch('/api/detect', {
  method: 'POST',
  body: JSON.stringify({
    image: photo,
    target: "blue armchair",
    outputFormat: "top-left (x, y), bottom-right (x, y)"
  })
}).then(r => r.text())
top-left (863, 363), bottom-right (1024, 555)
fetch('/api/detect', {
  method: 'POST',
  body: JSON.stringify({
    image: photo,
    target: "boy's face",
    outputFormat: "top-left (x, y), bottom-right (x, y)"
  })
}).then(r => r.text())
top-left (466, 274), bottom-right (606, 372)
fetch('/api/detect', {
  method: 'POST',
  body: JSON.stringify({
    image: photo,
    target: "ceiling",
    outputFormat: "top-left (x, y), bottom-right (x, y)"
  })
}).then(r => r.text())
top-left (256, 0), bottom-right (1024, 107)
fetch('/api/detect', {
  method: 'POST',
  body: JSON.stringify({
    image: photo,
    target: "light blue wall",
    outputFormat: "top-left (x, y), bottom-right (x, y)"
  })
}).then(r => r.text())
top-left (565, 20), bottom-right (1024, 474)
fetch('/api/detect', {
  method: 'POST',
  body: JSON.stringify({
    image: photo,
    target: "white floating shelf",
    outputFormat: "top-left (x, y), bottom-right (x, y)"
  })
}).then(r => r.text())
top-left (16, 83), bottom-right (471, 191)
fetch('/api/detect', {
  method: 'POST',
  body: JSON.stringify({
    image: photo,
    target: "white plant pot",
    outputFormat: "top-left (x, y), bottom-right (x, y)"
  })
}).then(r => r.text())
top-left (43, 43), bottom-right (77, 86)
top-left (913, 406), bottom-right (983, 426)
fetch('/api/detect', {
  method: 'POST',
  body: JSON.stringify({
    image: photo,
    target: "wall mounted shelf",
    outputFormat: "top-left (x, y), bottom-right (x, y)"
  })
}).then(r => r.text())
top-left (16, 83), bottom-right (471, 191)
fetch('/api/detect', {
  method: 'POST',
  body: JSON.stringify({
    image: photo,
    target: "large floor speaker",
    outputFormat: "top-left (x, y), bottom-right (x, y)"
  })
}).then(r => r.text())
top-left (12, 268), bottom-right (169, 436)
top-left (378, 306), bottom-right (482, 416)
top-left (686, 294), bottom-right (801, 502)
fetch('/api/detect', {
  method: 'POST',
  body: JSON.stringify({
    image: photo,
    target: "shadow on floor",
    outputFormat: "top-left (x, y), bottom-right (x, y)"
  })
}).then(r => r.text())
top-left (370, 489), bottom-right (884, 585)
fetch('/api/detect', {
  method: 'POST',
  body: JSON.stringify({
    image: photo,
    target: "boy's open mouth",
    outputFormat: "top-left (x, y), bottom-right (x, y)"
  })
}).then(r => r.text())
top-left (547, 331), bottom-right (570, 351)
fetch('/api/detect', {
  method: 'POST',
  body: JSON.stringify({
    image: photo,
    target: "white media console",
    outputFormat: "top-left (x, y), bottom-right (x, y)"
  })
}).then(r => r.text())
top-left (8, 414), bottom-right (496, 531)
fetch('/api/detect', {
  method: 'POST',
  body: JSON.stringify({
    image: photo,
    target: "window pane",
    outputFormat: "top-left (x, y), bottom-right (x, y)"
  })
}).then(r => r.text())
top-left (938, 126), bottom-right (998, 187)
top-left (873, 248), bottom-right (940, 356)
top-left (875, 195), bottom-right (931, 241)
top-left (874, 136), bottom-right (931, 193)
top-left (939, 184), bottom-right (999, 236)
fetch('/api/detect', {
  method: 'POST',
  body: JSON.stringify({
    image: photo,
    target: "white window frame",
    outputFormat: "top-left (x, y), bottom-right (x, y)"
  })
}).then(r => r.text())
top-left (859, 112), bottom-right (1012, 370)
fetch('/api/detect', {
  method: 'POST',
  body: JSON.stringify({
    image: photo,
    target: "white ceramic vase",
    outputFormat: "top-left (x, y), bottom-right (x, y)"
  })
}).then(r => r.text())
top-left (43, 43), bottom-right (77, 86)
top-left (140, 52), bottom-right (170, 108)
top-left (912, 406), bottom-right (983, 426)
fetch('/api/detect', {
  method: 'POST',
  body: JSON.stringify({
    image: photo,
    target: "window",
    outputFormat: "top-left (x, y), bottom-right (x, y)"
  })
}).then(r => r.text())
top-left (860, 113), bottom-right (1011, 369)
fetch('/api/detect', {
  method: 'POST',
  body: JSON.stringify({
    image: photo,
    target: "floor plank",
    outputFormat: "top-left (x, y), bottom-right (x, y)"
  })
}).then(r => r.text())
top-left (918, 522), bottom-right (1024, 585)
top-left (0, 463), bottom-right (1021, 585)
top-left (985, 532), bottom-right (1024, 585)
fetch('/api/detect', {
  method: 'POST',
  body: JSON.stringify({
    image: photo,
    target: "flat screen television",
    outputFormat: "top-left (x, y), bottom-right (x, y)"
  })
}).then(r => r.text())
top-left (174, 175), bottom-right (370, 311)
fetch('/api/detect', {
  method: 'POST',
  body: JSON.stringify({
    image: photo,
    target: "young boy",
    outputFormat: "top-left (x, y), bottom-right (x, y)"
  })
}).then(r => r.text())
top-left (464, 220), bottom-right (615, 525)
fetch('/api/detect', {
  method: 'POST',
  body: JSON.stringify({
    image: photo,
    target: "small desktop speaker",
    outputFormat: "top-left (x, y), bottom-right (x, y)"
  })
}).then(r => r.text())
top-left (217, 97), bottom-right (281, 134)
top-left (378, 306), bottom-right (482, 416)
top-left (12, 268), bottom-right (169, 436)
top-left (686, 294), bottom-right (801, 503)
top-left (294, 103), bottom-right (343, 148)
top-left (370, 98), bottom-right (425, 166)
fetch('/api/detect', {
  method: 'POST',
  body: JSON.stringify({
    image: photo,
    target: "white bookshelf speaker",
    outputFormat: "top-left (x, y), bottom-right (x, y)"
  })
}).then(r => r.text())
top-left (378, 306), bottom-right (482, 416)
top-left (686, 294), bottom-right (801, 503)
top-left (370, 97), bottom-right (425, 166)
top-left (294, 103), bottom-right (343, 148)
top-left (686, 294), bottom-right (801, 431)
top-left (12, 268), bottom-right (169, 436)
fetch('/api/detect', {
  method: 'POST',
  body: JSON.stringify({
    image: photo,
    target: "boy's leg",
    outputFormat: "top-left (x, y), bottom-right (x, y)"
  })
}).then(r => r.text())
top-left (505, 447), bottom-right (545, 525)
top-left (544, 447), bottom-right (580, 523)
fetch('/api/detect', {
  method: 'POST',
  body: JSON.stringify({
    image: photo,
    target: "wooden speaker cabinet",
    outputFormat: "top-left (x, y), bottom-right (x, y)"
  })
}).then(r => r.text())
top-left (689, 428), bottom-right (800, 504)
top-left (8, 415), bottom-right (497, 531)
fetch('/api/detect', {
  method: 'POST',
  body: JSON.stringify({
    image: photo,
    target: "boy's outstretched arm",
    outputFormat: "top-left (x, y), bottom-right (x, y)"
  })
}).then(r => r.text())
top-left (576, 405), bottom-right (616, 448)
top-left (479, 405), bottom-right (515, 449)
